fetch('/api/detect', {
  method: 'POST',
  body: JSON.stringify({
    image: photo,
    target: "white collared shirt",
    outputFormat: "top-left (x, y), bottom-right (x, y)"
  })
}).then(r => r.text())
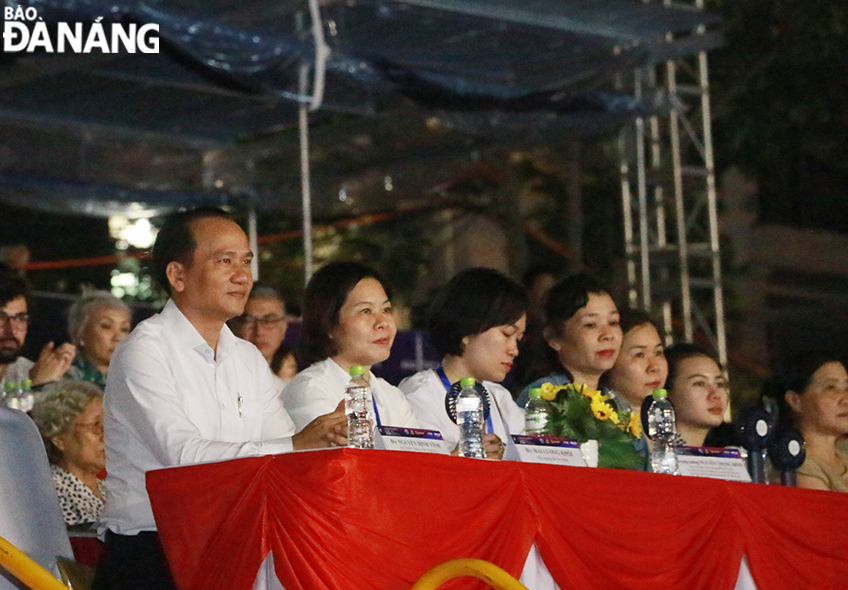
top-left (281, 358), bottom-right (420, 432)
top-left (99, 299), bottom-right (296, 536)
top-left (399, 369), bottom-right (525, 450)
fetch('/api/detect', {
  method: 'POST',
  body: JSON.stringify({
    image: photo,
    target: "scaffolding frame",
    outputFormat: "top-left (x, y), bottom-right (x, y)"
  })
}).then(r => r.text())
top-left (618, 0), bottom-right (726, 368)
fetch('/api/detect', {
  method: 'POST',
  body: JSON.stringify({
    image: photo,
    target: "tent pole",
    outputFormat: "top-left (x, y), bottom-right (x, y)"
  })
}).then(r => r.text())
top-left (248, 206), bottom-right (259, 280)
top-left (299, 66), bottom-right (314, 285)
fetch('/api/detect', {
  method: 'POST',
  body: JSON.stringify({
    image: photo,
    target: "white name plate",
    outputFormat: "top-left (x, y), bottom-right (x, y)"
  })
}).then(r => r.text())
top-left (507, 435), bottom-right (587, 467)
top-left (374, 426), bottom-right (450, 455)
top-left (677, 446), bottom-right (752, 482)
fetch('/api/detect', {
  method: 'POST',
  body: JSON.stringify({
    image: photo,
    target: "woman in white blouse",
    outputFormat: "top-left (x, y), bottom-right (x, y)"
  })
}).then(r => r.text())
top-left (282, 261), bottom-right (419, 434)
top-left (399, 268), bottom-right (527, 459)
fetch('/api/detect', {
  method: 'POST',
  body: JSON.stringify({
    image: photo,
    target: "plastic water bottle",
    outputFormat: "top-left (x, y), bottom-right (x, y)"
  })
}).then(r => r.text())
top-left (647, 388), bottom-right (678, 475)
top-left (456, 376), bottom-right (485, 458)
top-left (345, 365), bottom-right (373, 449)
top-left (16, 378), bottom-right (33, 413)
top-left (2, 380), bottom-right (16, 409)
top-left (524, 387), bottom-right (553, 435)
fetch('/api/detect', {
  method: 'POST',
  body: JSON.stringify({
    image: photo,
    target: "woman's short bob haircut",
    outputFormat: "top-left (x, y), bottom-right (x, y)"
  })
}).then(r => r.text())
top-left (427, 267), bottom-right (528, 359)
top-left (30, 380), bottom-right (102, 464)
top-left (300, 261), bottom-right (390, 365)
top-left (67, 289), bottom-right (131, 346)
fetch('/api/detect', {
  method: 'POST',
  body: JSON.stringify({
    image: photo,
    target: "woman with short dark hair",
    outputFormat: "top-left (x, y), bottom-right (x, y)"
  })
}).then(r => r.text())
top-left (517, 273), bottom-right (622, 407)
top-left (282, 261), bottom-right (419, 433)
top-left (399, 268), bottom-right (527, 459)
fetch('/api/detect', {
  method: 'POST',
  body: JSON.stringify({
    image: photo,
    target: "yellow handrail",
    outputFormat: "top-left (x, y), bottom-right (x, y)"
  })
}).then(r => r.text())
top-left (411, 558), bottom-right (529, 590)
top-left (0, 535), bottom-right (69, 590)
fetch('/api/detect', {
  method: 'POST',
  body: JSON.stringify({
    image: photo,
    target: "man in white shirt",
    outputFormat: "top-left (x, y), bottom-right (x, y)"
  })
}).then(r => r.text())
top-left (94, 207), bottom-right (346, 590)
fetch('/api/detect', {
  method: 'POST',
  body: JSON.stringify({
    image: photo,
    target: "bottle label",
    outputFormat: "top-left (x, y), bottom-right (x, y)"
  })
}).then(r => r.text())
top-left (525, 414), bottom-right (548, 432)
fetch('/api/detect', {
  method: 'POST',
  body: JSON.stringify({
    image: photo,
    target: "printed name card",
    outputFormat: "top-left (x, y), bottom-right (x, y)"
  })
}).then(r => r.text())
top-left (677, 446), bottom-right (752, 482)
top-left (507, 435), bottom-right (587, 467)
top-left (374, 426), bottom-right (450, 455)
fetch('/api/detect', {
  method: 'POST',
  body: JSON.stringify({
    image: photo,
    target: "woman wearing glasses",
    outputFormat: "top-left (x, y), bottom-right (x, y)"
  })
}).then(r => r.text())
top-left (31, 379), bottom-right (106, 526)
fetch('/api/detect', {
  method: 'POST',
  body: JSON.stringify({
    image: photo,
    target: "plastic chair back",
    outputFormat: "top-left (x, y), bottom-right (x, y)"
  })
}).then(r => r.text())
top-left (0, 407), bottom-right (73, 588)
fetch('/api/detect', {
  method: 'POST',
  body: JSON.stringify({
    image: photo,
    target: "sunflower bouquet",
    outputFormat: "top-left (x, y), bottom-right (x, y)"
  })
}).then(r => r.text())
top-left (539, 382), bottom-right (645, 470)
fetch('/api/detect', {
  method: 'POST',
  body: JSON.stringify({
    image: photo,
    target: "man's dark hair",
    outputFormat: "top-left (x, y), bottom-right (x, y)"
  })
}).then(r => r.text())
top-left (427, 267), bottom-right (528, 358)
top-left (151, 206), bottom-right (232, 293)
top-left (0, 267), bottom-right (30, 309)
top-left (300, 261), bottom-right (389, 365)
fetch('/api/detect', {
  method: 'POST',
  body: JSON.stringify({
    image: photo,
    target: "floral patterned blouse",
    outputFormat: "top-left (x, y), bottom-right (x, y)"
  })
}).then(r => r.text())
top-left (51, 464), bottom-right (105, 526)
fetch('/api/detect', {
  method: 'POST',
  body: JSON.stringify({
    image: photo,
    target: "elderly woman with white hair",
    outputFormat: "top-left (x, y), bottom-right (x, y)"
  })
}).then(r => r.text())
top-left (66, 290), bottom-right (132, 388)
top-left (30, 380), bottom-right (106, 526)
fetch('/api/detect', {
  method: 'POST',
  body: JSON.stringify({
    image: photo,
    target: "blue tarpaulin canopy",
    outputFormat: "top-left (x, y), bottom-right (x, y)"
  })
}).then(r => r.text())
top-left (0, 0), bottom-right (720, 215)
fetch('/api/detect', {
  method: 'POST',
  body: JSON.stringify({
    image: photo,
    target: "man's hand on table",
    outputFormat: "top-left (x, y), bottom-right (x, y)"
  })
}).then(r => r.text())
top-left (292, 400), bottom-right (348, 450)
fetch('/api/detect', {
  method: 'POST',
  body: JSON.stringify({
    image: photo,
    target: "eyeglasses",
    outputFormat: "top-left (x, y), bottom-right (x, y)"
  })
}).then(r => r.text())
top-left (235, 315), bottom-right (286, 330)
top-left (74, 420), bottom-right (104, 434)
top-left (0, 311), bottom-right (29, 329)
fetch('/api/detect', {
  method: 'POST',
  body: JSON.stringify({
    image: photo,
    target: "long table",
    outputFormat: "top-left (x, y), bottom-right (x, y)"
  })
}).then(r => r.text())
top-left (147, 448), bottom-right (848, 590)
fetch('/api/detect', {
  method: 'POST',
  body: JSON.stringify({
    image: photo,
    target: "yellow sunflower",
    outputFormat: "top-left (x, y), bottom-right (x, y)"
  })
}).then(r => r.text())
top-left (540, 382), bottom-right (560, 401)
top-left (590, 397), bottom-right (618, 422)
top-left (628, 412), bottom-right (643, 438)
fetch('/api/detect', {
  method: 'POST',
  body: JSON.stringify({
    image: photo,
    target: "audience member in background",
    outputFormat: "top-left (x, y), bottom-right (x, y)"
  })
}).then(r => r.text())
top-left (282, 261), bottom-right (419, 432)
top-left (664, 343), bottom-right (729, 447)
top-left (0, 268), bottom-right (75, 389)
top-left (780, 354), bottom-right (848, 492)
top-left (67, 290), bottom-right (132, 389)
top-left (31, 380), bottom-right (105, 526)
top-left (229, 282), bottom-right (289, 379)
top-left (517, 273), bottom-right (622, 407)
top-left (399, 268), bottom-right (527, 459)
top-left (0, 244), bottom-right (31, 278)
top-left (270, 342), bottom-right (298, 384)
top-left (601, 308), bottom-right (668, 412)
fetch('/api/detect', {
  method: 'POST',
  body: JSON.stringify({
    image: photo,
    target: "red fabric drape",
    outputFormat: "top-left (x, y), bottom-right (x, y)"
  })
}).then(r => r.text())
top-left (146, 449), bottom-right (848, 590)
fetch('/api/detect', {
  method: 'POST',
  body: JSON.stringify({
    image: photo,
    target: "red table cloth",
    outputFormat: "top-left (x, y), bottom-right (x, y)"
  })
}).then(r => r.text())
top-left (146, 448), bottom-right (848, 590)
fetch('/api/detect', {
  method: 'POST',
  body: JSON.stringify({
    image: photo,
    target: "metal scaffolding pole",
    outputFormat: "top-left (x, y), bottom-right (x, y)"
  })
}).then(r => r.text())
top-left (618, 0), bottom-right (726, 368)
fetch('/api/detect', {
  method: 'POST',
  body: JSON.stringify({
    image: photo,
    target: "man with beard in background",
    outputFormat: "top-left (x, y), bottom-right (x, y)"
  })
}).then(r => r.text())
top-left (0, 267), bottom-right (75, 389)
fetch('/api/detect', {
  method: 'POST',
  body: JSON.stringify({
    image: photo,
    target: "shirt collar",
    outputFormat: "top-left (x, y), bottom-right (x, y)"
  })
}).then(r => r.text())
top-left (161, 299), bottom-right (236, 361)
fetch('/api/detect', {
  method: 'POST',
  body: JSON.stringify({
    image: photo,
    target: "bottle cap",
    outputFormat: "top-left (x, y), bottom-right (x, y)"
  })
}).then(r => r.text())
top-left (652, 388), bottom-right (668, 399)
top-left (460, 376), bottom-right (476, 388)
top-left (528, 387), bottom-right (542, 400)
top-left (349, 365), bottom-right (365, 377)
